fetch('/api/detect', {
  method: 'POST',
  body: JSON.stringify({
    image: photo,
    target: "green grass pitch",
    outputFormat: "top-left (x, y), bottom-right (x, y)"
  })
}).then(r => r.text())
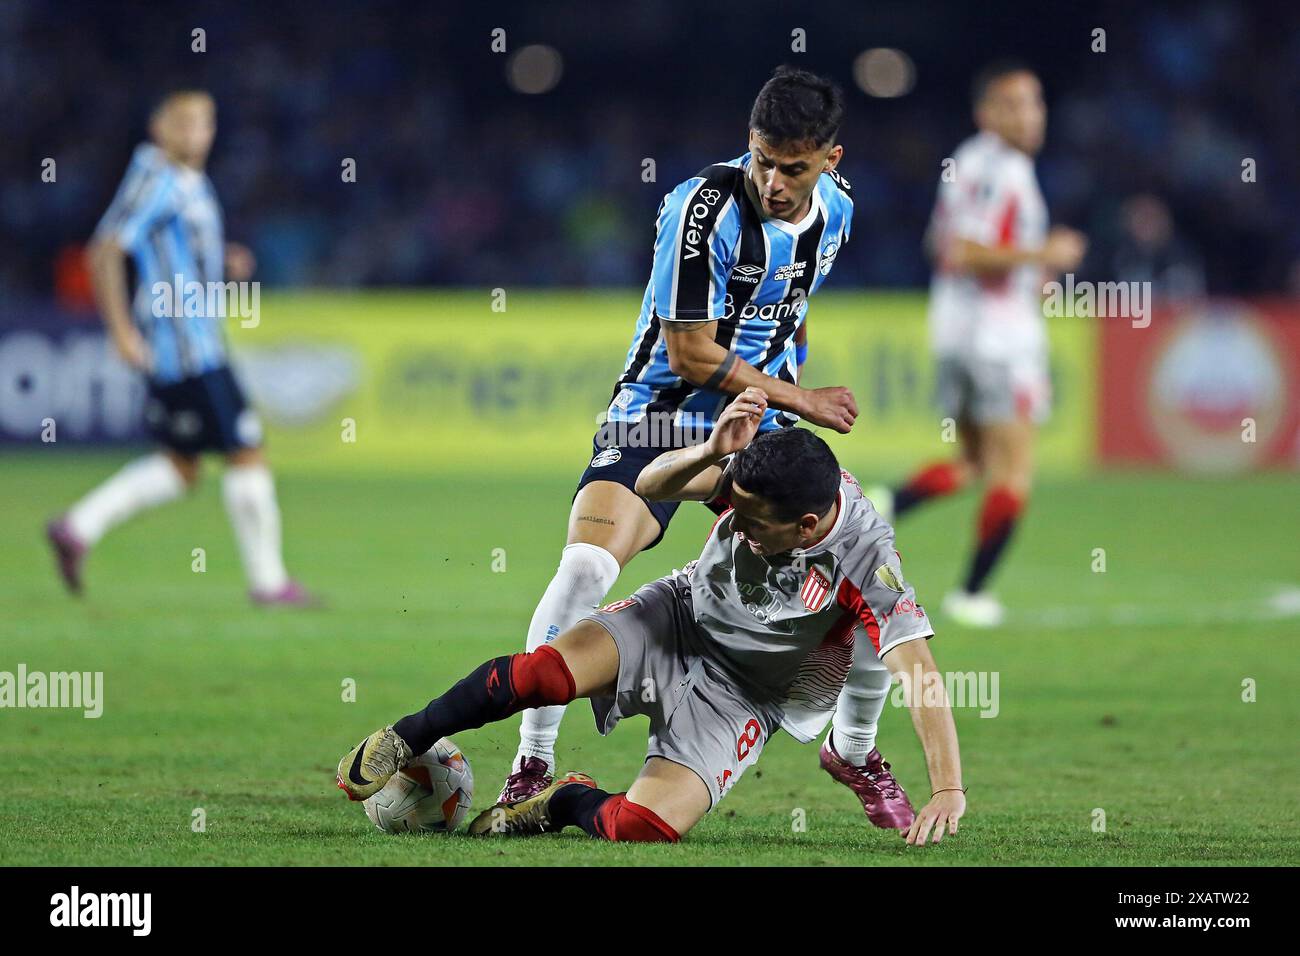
top-left (1, 453), bottom-right (1297, 866)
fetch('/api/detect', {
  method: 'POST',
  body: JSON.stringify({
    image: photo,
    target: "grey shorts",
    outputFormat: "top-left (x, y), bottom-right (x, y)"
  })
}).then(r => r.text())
top-left (935, 354), bottom-right (1051, 425)
top-left (583, 575), bottom-right (781, 810)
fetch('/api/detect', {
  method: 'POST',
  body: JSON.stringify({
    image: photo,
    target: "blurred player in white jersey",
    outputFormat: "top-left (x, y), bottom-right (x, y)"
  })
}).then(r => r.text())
top-left (877, 61), bottom-right (1087, 628)
top-left (46, 90), bottom-right (315, 606)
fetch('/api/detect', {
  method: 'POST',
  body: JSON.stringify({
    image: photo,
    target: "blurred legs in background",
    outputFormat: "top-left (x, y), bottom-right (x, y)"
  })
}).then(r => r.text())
top-left (221, 447), bottom-right (298, 603)
top-left (884, 417), bottom-right (1035, 628)
top-left (49, 445), bottom-right (312, 605)
top-left (58, 451), bottom-right (190, 565)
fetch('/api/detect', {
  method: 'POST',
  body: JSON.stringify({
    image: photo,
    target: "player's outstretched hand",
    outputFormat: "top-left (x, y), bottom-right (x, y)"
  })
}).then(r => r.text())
top-left (903, 790), bottom-right (965, 847)
top-left (708, 387), bottom-right (768, 457)
top-left (225, 241), bottom-right (257, 281)
top-left (801, 386), bottom-right (858, 434)
top-left (1042, 226), bottom-right (1088, 274)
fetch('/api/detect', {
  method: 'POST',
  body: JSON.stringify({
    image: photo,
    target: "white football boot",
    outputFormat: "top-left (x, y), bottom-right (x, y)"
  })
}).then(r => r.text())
top-left (941, 589), bottom-right (1005, 628)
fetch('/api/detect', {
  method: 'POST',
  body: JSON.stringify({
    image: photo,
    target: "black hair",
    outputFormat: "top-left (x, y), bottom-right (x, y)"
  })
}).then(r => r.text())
top-left (150, 88), bottom-right (213, 119)
top-left (729, 427), bottom-right (840, 522)
top-left (749, 65), bottom-right (844, 149)
top-left (971, 59), bottom-right (1036, 107)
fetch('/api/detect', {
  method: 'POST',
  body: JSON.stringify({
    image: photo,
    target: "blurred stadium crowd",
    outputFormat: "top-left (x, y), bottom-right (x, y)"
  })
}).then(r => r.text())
top-left (2, 0), bottom-right (1297, 302)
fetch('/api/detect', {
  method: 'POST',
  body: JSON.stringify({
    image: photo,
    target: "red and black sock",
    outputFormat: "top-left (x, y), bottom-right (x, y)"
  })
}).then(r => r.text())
top-left (893, 461), bottom-right (967, 519)
top-left (548, 784), bottom-right (680, 842)
top-left (963, 486), bottom-right (1024, 594)
top-left (392, 645), bottom-right (575, 755)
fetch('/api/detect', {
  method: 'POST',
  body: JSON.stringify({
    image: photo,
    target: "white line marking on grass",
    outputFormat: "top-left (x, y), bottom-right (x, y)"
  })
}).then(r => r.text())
top-left (1007, 586), bottom-right (1300, 630)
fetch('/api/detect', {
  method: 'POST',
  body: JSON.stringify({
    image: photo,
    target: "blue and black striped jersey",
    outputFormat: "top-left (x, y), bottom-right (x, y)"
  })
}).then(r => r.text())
top-left (94, 143), bottom-right (227, 385)
top-left (608, 152), bottom-right (854, 435)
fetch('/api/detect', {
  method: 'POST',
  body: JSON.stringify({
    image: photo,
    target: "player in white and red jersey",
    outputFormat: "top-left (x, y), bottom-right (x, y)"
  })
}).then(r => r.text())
top-left (337, 389), bottom-right (964, 845)
top-left (878, 61), bottom-right (1087, 628)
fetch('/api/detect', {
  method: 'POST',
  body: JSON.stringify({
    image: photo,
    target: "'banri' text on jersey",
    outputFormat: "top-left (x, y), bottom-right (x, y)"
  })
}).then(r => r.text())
top-left (607, 153), bottom-right (854, 435)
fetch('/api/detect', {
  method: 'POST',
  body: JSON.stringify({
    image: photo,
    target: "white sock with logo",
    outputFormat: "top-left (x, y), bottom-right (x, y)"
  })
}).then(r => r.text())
top-left (828, 658), bottom-right (895, 766)
top-left (515, 542), bottom-right (622, 771)
top-left (222, 463), bottom-right (289, 595)
top-left (66, 453), bottom-right (187, 546)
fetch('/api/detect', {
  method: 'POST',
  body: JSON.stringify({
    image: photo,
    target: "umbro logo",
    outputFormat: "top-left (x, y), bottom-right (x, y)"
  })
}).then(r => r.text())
top-left (729, 263), bottom-right (763, 284)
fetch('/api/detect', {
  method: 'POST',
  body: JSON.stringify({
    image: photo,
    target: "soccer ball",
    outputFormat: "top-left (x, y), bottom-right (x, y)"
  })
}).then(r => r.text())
top-left (363, 737), bottom-right (474, 834)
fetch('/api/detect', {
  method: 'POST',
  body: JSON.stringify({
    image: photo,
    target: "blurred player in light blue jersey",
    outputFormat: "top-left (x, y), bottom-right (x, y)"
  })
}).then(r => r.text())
top-left (501, 68), bottom-right (921, 834)
top-left (46, 90), bottom-right (315, 606)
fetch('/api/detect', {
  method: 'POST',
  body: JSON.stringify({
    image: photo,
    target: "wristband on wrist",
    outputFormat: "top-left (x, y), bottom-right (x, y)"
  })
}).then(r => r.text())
top-left (795, 342), bottom-right (808, 365)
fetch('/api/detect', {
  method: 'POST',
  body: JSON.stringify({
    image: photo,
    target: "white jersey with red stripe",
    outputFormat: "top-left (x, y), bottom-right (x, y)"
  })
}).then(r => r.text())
top-left (926, 130), bottom-right (1049, 362)
top-left (681, 469), bottom-right (933, 743)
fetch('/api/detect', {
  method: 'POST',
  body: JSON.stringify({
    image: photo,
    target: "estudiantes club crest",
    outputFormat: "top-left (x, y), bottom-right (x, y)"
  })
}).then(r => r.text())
top-left (800, 567), bottom-right (832, 612)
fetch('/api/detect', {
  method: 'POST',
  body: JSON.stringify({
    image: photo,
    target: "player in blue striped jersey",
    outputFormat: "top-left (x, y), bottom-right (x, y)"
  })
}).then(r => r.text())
top-left (611, 145), bottom-right (855, 435)
top-left (46, 90), bottom-right (315, 606)
top-left (502, 68), bottom-right (920, 832)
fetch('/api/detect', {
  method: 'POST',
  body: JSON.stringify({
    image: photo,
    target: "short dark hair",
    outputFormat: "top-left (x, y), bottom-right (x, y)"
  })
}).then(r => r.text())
top-left (971, 59), bottom-right (1035, 107)
top-left (150, 88), bottom-right (214, 119)
top-left (730, 428), bottom-right (840, 522)
top-left (749, 65), bottom-right (844, 149)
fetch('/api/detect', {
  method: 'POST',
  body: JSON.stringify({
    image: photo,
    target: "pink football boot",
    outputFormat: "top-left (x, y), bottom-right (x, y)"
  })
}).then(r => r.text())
top-left (497, 756), bottom-right (554, 806)
top-left (820, 736), bottom-right (917, 830)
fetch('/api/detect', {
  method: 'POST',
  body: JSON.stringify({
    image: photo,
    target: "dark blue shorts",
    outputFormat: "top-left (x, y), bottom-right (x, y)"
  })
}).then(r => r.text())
top-left (573, 431), bottom-right (728, 551)
top-left (144, 365), bottom-right (262, 456)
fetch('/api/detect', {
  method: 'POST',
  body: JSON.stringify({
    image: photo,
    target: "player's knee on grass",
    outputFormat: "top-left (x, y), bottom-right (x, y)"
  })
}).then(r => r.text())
top-left (624, 757), bottom-right (711, 838)
top-left (593, 794), bottom-right (681, 843)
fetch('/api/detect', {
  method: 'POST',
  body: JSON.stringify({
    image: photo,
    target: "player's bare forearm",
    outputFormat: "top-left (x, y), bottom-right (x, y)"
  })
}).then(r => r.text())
top-left (635, 442), bottom-right (727, 503)
top-left (888, 638), bottom-right (962, 789)
top-left (87, 239), bottom-right (136, 339)
top-left (664, 321), bottom-right (857, 433)
top-left (636, 387), bottom-right (768, 501)
top-left (949, 227), bottom-right (1086, 278)
top-left (663, 321), bottom-right (806, 414)
top-left (885, 637), bottom-right (966, 844)
top-left (946, 238), bottom-right (1040, 276)
top-left (88, 238), bottom-right (151, 372)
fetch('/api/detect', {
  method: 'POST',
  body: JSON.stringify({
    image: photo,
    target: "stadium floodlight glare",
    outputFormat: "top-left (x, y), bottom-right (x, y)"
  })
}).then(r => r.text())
top-left (508, 44), bottom-right (564, 95)
top-left (854, 48), bottom-right (916, 98)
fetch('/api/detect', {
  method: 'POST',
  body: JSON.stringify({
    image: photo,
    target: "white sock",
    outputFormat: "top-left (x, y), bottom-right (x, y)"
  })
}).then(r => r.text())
top-left (828, 655), bottom-right (895, 766)
top-left (515, 542), bottom-right (622, 769)
top-left (66, 453), bottom-right (186, 546)
top-left (222, 464), bottom-right (289, 594)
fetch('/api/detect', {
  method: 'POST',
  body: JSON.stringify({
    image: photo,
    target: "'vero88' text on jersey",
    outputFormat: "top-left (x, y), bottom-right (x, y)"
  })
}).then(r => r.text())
top-left (682, 468), bottom-right (934, 743)
top-left (607, 153), bottom-right (854, 435)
